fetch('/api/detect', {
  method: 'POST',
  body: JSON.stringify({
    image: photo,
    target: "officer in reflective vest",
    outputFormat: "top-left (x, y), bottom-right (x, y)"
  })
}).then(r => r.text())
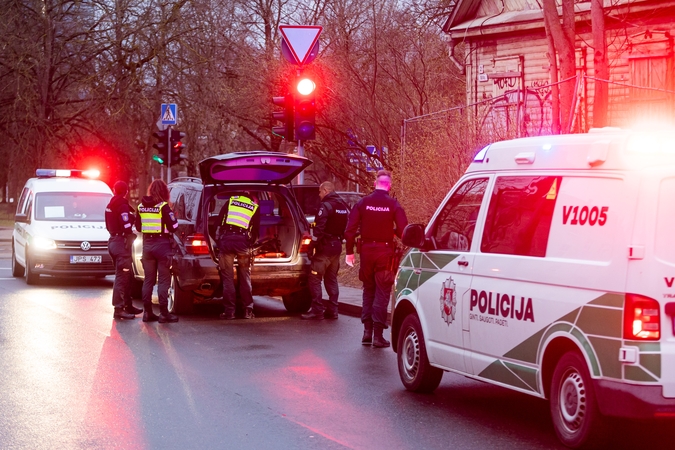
top-left (134, 179), bottom-right (179, 323)
top-left (105, 180), bottom-right (143, 320)
top-left (215, 192), bottom-right (260, 320)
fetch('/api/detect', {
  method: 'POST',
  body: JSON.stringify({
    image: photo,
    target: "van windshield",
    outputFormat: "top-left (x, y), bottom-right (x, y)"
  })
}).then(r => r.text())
top-left (34, 192), bottom-right (111, 222)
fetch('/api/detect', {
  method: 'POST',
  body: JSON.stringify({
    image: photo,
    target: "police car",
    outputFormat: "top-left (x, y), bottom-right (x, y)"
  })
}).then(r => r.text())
top-left (392, 128), bottom-right (675, 448)
top-left (12, 169), bottom-right (115, 284)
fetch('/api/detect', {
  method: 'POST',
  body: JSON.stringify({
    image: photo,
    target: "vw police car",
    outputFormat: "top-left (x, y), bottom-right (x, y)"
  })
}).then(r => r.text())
top-left (392, 128), bottom-right (675, 448)
top-left (12, 169), bottom-right (115, 284)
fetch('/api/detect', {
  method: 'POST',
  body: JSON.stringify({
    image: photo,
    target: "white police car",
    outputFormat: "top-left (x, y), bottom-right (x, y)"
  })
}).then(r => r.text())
top-left (12, 169), bottom-right (115, 284)
top-left (393, 128), bottom-right (675, 448)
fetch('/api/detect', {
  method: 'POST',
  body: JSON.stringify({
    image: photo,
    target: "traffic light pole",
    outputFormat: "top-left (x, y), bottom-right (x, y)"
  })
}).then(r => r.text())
top-left (166, 125), bottom-right (172, 182)
top-left (297, 140), bottom-right (304, 184)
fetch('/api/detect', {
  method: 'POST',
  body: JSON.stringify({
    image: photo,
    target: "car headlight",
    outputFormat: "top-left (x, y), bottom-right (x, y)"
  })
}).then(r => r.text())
top-left (32, 236), bottom-right (57, 250)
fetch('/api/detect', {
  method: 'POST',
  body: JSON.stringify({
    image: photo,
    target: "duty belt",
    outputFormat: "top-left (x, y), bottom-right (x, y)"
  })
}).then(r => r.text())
top-left (223, 225), bottom-right (248, 235)
top-left (362, 240), bottom-right (393, 246)
top-left (144, 233), bottom-right (169, 238)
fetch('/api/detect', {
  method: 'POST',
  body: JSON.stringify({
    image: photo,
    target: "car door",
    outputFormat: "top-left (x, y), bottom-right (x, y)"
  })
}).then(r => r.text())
top-left (13, 188), bottom-right (32, 266)
top-left (415, 176), bottom-right (490, 372)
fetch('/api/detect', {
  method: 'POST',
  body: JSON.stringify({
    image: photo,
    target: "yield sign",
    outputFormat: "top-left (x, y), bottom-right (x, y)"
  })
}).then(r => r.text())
top-left (279, 25), bottom-right (322, 65)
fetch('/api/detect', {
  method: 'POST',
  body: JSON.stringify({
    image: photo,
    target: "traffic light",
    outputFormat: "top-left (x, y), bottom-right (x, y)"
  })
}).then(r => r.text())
top-left (272, 94), bottom-right (294, 140)
top-left (153, 130), bottom-right (169, 165)
top-left (170, 129), bottom-right (186, 166)
top-left (294, 77), bottom-right (316, 141)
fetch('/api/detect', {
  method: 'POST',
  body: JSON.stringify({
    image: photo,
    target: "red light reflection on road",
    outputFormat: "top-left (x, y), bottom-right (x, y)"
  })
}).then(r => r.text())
top-left (259, 350), bottom-right (393, 449)
top-left (83, 321), bottom-right (145, 449)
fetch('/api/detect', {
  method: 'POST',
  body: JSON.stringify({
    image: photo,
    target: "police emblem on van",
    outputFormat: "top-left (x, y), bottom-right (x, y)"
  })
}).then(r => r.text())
top-left (440, 277), bottom-right (457, 325)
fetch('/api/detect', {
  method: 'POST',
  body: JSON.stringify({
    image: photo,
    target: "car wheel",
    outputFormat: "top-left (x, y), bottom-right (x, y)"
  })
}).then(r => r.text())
top-left (397, 314), bottom-right (443, 393)
top-left (282, 289), bottom-right (312, 313)
top-left (24, 246), bottom-right (40, 285)
top-left (550, 351), bottom-right (608, 449)
top-left (130, 278), bottom-right (143, 299)
top-left (169, 275), bottom-right (194, 315)
top-left (11, 241), bottom-right (25, 277)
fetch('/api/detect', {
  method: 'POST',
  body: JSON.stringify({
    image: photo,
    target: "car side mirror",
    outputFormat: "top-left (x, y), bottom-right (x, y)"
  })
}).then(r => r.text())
top-left (401, 224), bottom-right (426, 248)
top-left (14, 213), bottom-right (28, 224)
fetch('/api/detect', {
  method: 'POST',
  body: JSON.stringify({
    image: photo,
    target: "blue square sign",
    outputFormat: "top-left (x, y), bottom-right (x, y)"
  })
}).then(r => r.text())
top-left (161, 104), bottom-right (177, 125)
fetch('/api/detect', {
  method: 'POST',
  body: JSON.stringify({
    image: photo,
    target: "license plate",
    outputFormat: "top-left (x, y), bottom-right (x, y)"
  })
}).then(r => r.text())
top-left (70, 255), bottom-right (102, 263)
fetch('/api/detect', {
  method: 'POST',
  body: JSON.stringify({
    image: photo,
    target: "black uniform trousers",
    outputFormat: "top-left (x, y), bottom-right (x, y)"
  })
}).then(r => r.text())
top-left (217, 233), bottom-right (254, 315)
top-left (141, 235), bottom-right (173, 315)
top-left (359, 242), bottom-right (395, 327)
top-left (108, 235), bottom-right (133, 311)
top-left (308, 238), bottom-right (342, 315)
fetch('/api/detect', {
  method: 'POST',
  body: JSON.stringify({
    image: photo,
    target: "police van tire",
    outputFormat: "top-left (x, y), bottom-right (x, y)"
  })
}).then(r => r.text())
top-left (550, 351), bottom-right (608, 449)
top-left (11, 242), bottom-right (25, 277)
top-left (282, 290), bottom-right (312, 313)
top-left (25, 247), bottom-right (40, 285)
top-left (397, 314), bottom-right (443, 393)
top-left (170, 275), bottom-right (194, 315)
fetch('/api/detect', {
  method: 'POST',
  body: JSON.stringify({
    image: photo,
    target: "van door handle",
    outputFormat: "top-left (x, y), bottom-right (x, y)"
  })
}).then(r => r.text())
top-left (457, 260), bottom-right (469, 266)
top-left (413, 268), bottom-right (421, 274)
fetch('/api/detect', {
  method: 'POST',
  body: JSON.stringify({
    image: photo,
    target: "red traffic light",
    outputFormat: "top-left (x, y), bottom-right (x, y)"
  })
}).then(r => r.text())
top-left (296, 78), bottom-right (316, 96)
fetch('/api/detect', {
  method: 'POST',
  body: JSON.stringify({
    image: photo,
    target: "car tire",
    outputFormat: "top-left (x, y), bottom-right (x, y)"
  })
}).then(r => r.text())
top-left (11, 241), bottom-right (25, 277)
top-left (25, 246), bottom-right (40, 285)
top-left (130, 278), bottom-right (143, 299)
top-left (550, 351), bottom-right (608, 449)
top-left (170, 274), bottom-right (194, 315)
top-left (397, 314), bottom-right (443, 393)
top-left (282, 289), bottom-right (312, 313)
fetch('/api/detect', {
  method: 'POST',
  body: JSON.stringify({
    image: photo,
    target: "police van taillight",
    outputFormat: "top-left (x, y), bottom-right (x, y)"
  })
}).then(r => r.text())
top-left (624, 293), bottom-right (660, 340)
top-left (186, 233), bottom-right (209, 255)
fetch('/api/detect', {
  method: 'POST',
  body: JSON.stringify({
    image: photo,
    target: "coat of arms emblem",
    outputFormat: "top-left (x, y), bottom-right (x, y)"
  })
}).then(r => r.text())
top-left (440, 277), bottom-right (457, 325)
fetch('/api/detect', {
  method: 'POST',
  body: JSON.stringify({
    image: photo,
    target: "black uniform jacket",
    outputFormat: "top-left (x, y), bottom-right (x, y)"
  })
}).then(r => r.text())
top-left (215, 197), bottom-right (261, 244)
top-left (313, 192), bottom-right (349, 243)
top-left (134, 196), bottom-right (179, 235)
top-left (344, 189), bottom-right (408, 255)
top-left (105, 194), bottom-right (135, 236)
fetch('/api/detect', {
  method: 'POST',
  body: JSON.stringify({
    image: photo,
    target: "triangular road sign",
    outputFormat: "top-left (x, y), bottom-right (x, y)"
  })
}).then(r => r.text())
top-left (279, 25), bottom-right (322, 65)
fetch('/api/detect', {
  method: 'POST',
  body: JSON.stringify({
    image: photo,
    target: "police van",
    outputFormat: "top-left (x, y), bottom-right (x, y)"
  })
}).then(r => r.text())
top-left (12, 169), bottom-right (115, 284)
top-left (392, 128), bottom-right (675, 448)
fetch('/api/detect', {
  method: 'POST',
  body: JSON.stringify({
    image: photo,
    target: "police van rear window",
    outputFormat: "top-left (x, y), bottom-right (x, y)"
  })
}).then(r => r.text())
top-left (481, 176), bottom-right (561, 257)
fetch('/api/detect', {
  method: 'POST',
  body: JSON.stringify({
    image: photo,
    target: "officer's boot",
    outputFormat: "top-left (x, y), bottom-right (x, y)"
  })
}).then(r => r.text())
top-left (158, 304), bottom-right (178, 323)
top-left (372, 323), bottom-right (390, 348)
top-left (143, 303), bottom-right (159, 322)
top-left (362, 319), bottom-right (373, 345)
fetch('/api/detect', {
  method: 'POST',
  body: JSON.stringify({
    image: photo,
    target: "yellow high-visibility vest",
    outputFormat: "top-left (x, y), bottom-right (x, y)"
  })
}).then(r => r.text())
top-left (223, 196), bottom-right (258, 229)
top-left (138, 201), bottom-right (167, 233)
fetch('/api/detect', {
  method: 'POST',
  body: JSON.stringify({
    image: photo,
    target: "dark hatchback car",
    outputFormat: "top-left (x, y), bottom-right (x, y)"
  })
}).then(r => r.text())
top-left (131, 151), bottom-right (314, 315)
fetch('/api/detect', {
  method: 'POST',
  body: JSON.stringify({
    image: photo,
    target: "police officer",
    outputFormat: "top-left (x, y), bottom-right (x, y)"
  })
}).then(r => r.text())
top-left (301, 182), bottom-right (350, 320)
top-left (216, 192), bottom-right (260, 320)
top-left (345, 170), bottom-right (408, 347)
top-left (105, 181), bottom-right (142, 320)
top-left (135, 179), bottom-right (179, 323)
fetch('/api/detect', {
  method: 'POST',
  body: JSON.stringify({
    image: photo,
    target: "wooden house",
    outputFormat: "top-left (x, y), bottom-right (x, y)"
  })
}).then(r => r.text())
top-left (442, 0), bottom-right (675, 136)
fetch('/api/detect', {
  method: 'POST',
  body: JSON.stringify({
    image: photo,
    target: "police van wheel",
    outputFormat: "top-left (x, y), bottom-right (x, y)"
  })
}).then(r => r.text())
top-left (282, 290), bottom-right (312, 313)
top-left (170, 275), bottom-right (194, 315)
top-left (550, 351), bottom-right (608, 449)
top-left (24, 247), bottom-right (40, 285)
top-left (397, 314), bottom-right (443, 393)
top-left (11, 242), bottom-right (25, 277)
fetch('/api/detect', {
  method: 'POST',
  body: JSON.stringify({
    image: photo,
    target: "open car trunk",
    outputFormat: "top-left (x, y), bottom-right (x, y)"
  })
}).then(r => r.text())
top-left (204, 188), bottom-right (299, 263)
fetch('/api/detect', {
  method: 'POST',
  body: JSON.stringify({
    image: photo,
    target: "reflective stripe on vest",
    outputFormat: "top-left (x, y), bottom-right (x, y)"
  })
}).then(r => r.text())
top-left (139, 201), bottom-right (167, 233)
top-left (223, 196), bottom-right (258, 229)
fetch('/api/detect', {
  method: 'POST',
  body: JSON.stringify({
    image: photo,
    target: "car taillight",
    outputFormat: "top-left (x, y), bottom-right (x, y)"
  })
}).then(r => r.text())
top-left (299, 234), bottom-right (312, 254)
top-left (624, 293), bottom-right (660, 340)
top-left (186, 233), bottom-right (210, 255)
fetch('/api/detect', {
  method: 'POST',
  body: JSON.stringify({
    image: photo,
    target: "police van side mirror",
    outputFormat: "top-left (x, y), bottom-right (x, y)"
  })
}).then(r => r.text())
top-left (14, 213), bottom-right (28, 224)
top-left (401, 224), bottom-right (426, 249)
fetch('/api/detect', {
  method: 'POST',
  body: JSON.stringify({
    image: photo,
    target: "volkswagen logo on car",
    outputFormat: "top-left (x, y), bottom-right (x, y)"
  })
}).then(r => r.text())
top-left (80, 241), bottom-right (91, 251)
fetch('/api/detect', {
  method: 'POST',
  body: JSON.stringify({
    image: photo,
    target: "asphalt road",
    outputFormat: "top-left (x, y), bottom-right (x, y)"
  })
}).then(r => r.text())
top-left (0, 255), bottom-right (674, 449)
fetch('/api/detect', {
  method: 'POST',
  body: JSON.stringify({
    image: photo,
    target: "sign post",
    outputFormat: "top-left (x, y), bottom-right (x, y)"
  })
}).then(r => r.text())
top-left (160, 104), bottom-right (178, 181)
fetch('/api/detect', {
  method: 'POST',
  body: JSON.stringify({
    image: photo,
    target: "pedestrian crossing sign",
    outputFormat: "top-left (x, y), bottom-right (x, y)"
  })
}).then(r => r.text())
top-left (161, 104), bottom-right (177, 125)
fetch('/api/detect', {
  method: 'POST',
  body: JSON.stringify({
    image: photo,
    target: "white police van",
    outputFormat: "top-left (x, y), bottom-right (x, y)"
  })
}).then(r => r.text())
top-left (393, 128), bottom-right (675, 448)
top-left (12, 169), bottom-right (115, 284)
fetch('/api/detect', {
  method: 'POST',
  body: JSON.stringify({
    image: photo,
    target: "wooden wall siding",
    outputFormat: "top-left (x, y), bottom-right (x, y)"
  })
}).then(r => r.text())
top-left (459, 14), bottom-right (675, 135)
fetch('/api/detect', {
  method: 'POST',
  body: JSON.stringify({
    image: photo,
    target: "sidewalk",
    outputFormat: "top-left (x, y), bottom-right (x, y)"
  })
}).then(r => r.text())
top-left (0, 225), bottom-right (369, 316)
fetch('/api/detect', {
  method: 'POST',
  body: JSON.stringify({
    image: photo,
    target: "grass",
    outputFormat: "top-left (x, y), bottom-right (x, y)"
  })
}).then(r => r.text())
top-left (0, 203), bottom-right (13, 227)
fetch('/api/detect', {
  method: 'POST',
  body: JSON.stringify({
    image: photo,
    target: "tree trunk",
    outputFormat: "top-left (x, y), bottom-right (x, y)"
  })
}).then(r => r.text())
top-left (591, 0), bottom-right (609, 127)
top-left (543, 0), bottom-right (577, 133)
